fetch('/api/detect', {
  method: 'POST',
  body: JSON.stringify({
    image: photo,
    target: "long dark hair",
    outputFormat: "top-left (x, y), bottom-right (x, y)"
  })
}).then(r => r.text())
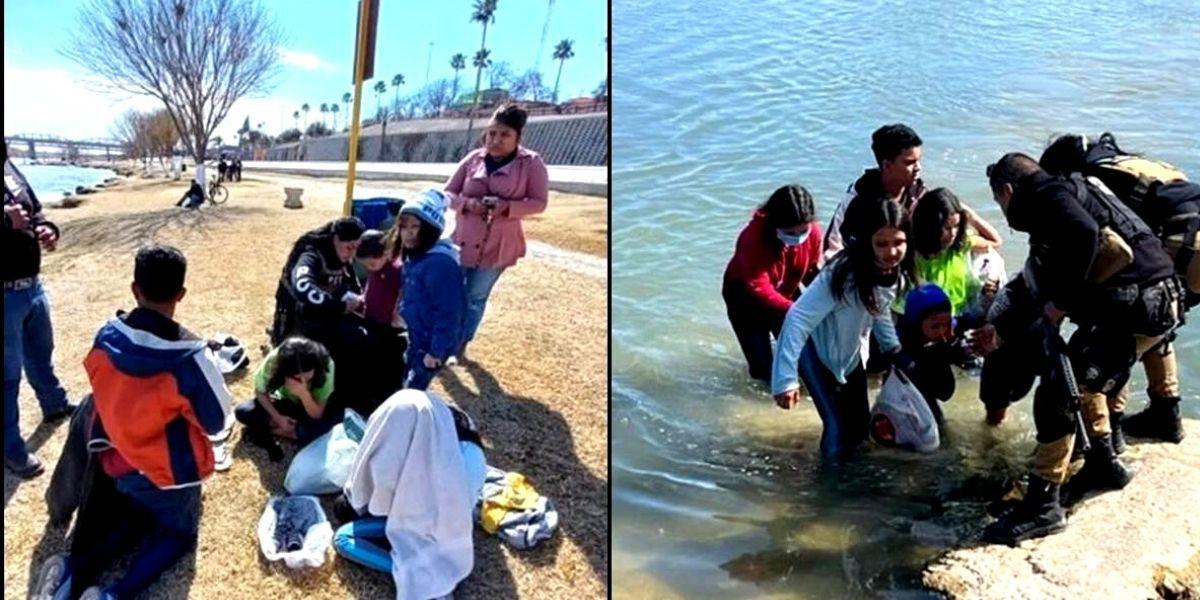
top-left (385, 216), bottom-right (442, 260)
top-left (759, 184), bottom-right (816, 230)
top-left (911, 188), bottom-right (967, 257)
top-left (266, 337), bottom-right (331, 393)
top-left (830, 196), bottom-right (913, 313)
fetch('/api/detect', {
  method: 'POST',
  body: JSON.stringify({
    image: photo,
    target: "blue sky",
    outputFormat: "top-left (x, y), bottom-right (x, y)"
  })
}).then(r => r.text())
top-left (4, 0), bottom-right (608, 141)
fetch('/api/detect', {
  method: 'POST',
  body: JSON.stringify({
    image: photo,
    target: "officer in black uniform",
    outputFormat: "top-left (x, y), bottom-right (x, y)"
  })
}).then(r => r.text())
top-left (973, 152), bottom-right (1183, 545)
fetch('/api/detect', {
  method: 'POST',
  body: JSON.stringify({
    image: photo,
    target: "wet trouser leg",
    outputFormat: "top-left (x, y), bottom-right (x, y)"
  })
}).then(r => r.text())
top-left (979, 331), bottom-right (1040, 413)
top-left (722, 287), bottom-right (778, 382)
top-left (796, 339), bottom-right (868, 458)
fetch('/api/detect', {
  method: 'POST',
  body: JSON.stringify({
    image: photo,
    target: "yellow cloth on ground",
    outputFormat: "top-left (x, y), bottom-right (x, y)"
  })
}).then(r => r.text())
top-left (481, 472), bottom-right (541, 534)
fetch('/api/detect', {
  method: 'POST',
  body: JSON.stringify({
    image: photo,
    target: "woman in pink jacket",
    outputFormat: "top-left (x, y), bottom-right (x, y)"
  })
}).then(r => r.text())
top-left (444, 104), bottom-right (549, 360)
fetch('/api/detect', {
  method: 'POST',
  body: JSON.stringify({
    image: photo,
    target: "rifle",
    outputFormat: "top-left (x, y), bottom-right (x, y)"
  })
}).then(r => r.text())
top-left (1038, 318), bottom-right (1091, 453)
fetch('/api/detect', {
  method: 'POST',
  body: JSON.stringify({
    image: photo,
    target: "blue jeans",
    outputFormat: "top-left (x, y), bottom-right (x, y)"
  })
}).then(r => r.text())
top-left (334, 441), bottom-right (487, 572)
top-left (102, 472), bottom-right (201, 598)
top-left (796, 340), bottom-right (868, 458)
top-left (460, 267), bottom-right (506, 351)
top-left (4, 281), bottom-right (69, 463)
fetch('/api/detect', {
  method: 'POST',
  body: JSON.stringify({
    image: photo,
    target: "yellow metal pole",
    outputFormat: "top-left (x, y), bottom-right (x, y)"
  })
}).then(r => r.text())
top-left (343, 0), bottom-right (371, 216)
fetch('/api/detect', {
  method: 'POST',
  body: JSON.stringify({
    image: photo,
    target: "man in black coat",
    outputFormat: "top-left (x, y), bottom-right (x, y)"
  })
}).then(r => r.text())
top-left (972, 152), bottom-right (1183, 545)
top-left (4, 151), bottom-right (77, 478)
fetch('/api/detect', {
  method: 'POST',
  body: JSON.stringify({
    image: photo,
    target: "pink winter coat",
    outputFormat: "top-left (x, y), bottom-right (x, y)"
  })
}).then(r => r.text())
top-left (444, 146), bottom-right (550, 269)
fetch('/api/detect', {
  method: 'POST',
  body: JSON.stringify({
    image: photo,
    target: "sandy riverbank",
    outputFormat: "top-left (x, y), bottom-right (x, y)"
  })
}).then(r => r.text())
top-left (3, 172), bottom-right (609, 599)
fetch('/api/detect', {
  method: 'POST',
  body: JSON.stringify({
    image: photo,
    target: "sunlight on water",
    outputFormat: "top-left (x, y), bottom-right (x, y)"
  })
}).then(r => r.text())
top-left (612, 0), bottom-right (1200, 596)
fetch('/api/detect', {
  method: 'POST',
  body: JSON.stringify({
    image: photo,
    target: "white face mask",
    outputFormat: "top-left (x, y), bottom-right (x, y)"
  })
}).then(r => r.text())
top-left (777, 228), bottom-right (811, 247)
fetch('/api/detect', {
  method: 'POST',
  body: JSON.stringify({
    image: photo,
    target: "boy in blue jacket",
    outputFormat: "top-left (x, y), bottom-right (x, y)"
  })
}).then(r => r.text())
top-left (395, 189), bottom-right (465, 390)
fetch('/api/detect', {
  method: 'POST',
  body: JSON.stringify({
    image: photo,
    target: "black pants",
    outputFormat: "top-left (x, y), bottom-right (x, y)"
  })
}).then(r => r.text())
top-left (333, 316), bottom-right (408, 417)
top-left (979, 330), bottom-right (1042, 413)
top-left (722, 285), bottom-right (783, 382)
top-left (65, 458), bottom-right (154, 596)
top-left (235, 397), bottom-right (338, 447)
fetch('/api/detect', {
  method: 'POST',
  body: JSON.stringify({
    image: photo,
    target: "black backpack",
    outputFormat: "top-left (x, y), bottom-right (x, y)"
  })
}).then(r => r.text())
top-left (1041, 133), bottom-right (1200, 293)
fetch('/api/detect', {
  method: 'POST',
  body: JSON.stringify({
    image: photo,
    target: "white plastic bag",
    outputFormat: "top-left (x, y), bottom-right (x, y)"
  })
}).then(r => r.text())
top-left (971, 247), bottom-right (1008, 284)
top-left (257, 495), bottom-right (333, 569)
top-left (284, 410), bottom-right (365, 495)
top-left (870, 366), bottom-right (940, 453)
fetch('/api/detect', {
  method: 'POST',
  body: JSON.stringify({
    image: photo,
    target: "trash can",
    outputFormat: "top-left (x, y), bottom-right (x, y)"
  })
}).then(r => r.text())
top-left (352, 197), bottom-right (405, 231)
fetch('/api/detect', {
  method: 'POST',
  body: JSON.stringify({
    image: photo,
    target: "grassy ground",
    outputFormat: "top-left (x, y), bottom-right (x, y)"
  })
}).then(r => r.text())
top-left (3, 171), bottom-right (608, 599)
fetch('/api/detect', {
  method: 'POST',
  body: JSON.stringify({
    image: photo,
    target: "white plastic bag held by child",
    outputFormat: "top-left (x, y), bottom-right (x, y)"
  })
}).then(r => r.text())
top-left (870, 366), bottom-right (940, 453)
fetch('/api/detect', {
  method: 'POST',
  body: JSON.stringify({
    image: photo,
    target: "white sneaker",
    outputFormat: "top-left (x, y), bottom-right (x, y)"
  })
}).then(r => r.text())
top-left (212, 440), bottom-right (232, 472)
top-left (78, 586), bottom-right (115, 600)
top-left (445, 355), bottom-right (459, 367)
top-left (31, 553), bottom-right (69, 600)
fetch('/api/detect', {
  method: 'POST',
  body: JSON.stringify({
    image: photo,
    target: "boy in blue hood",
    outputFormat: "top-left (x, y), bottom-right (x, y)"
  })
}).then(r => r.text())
top-left (896, 283), bottom-right (958, 426)
top-left (394, 189), bottom-right (465, 390)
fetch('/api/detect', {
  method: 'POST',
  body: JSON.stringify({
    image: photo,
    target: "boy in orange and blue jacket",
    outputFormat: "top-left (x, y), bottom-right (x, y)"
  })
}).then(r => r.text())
top-left (33, 244), bottom-right (232, 600)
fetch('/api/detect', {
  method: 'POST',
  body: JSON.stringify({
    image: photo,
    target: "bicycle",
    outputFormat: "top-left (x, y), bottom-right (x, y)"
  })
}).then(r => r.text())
top-left (207, 176), bottom-right (229, 205)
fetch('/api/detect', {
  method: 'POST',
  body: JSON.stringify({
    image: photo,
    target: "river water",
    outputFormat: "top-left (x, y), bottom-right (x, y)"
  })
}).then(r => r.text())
top-left (11, 161), bottom-right (117, 205)
top-left (611, 0), bottom-right (1200, 597)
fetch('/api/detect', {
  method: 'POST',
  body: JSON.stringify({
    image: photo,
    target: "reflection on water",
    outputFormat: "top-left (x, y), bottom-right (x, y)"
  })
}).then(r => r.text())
top-left (612, 0), bottom-right (1200, 596)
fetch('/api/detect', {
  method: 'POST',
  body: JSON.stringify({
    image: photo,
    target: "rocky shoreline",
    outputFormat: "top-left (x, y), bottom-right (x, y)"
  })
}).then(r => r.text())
top-left (923, 420), bottom-right (1200, 600)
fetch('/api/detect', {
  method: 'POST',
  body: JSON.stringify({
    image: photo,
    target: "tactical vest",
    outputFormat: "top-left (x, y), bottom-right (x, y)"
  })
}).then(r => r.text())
top-left (1082, 134), bottom-right (1200, 293)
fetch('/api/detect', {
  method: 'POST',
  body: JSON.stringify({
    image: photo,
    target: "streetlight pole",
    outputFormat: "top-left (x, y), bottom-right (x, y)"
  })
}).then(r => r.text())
top-left (425, 41), bottom-right (434, 86)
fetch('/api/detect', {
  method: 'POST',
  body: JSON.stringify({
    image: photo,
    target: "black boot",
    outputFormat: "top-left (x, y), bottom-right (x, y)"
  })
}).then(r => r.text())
top-left (982, 474), bottom-right (1067, 545)
top-left (1121, 394), bottom-right (1184, 443)
top-left (1110, 411), bottom-right (1126, 455)
top-left (1062, 435), bottom-right (1133, 506)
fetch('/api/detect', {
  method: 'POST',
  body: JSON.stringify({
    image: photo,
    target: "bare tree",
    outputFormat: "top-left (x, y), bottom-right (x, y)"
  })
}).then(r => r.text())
top-left (111, 109), bottom-right (151, 166)
top-left (148, 108), bottom-right (181, 172)
top-left (416, 79), bottom-right (455, 118)
top-left (63, 0), bottom-right (282, 184)
top-left (510, 69), bottom-right (549, 102)
top-left (488, 60), bottom-right (514, 90)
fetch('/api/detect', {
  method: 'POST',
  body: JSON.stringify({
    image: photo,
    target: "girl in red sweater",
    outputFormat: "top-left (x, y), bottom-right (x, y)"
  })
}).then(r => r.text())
top-left (722, 185), bottom-right (824, 381)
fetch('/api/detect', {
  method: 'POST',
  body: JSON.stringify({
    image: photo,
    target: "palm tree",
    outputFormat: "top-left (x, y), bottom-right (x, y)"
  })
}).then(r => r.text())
top-left (552, 38), bottom-right (575, 103)
top-left (450, 53), bottom-right (467, 109)
top-left (342, 92), bottom-right (352, 127)
top-left (330, 104), bottom-right (340, 131)
top-left (292, 110), bottom-right (300, 131)
top-left (473, 49), bottom-right (492, 98)
top-left (301, 103), bottom-right (310, 130)
top-left (469, 0), bottom-right (497, 108)
top-left (392, 74), bottom-right (405, 117)
top-left (373, 81), bottom-right (387, 120)
top-left (464, 0), bottom-right (498, 149)
top-left (320, 103), bottom-right (329, 128)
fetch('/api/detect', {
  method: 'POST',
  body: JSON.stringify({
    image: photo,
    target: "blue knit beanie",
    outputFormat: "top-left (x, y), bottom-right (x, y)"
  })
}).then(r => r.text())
top-left (903, 283), bottom-right (952, 326)
top-left (400, 188), bottom-right (449, 232)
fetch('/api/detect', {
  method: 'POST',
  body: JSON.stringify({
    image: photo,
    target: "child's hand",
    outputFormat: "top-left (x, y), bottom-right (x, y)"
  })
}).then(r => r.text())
top-left (423, 353), bottom-right (442, 369)
top-left (774, 389), bottom-right (804, 410)
top-left (271, 415), bottom-right (298, 439)
top-left (982, 278), bottom-right (1000, 297)
top-left (969, 325), bottom-right (1002, 356)
top-left (283, 377), bottom-right (309, 398)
